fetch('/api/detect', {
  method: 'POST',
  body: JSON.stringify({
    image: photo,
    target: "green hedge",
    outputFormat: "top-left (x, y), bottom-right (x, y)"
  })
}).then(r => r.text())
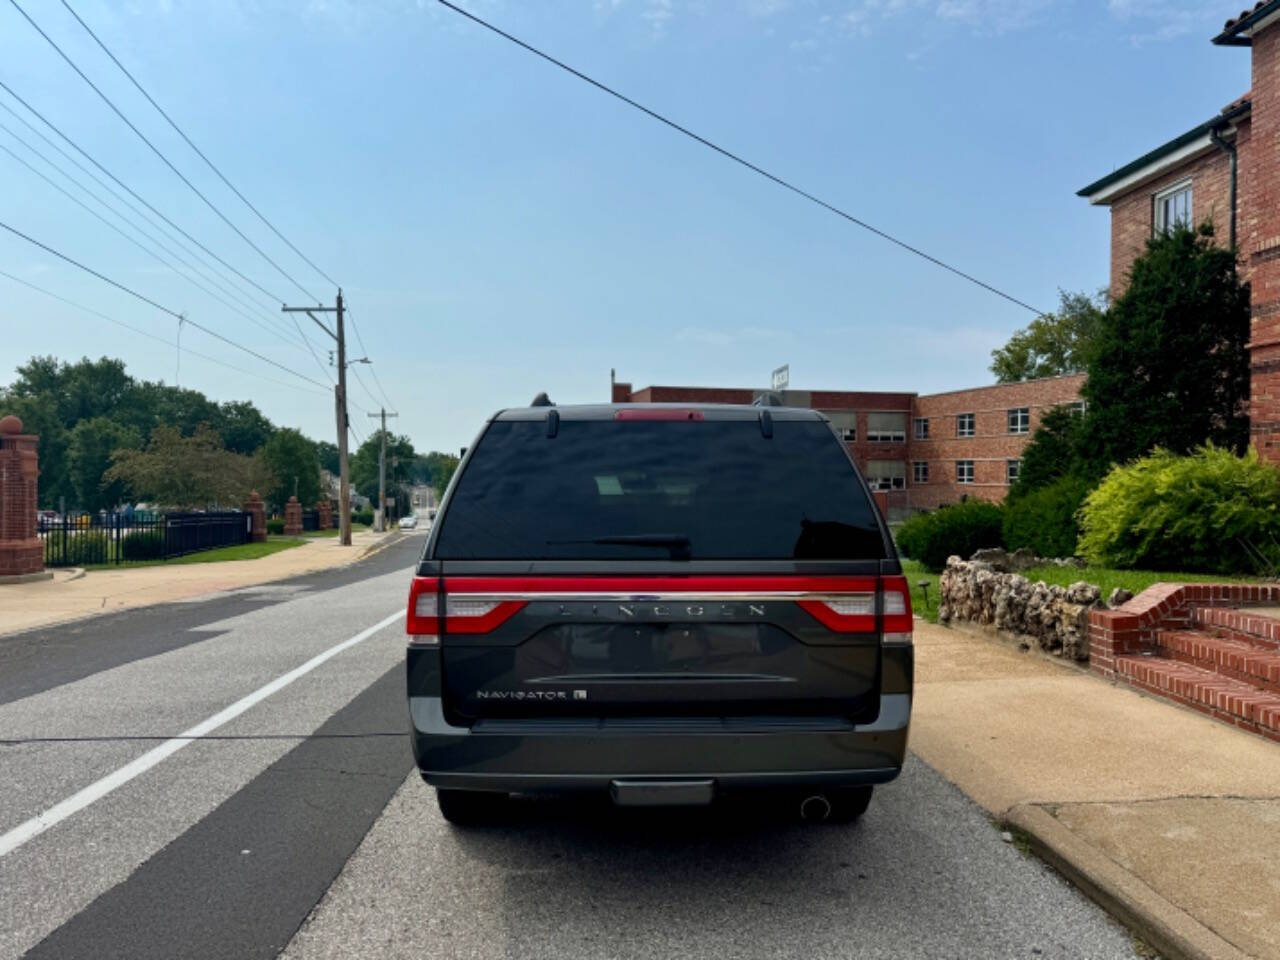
top-left (896, 500), bottom-right (1004, 573)
top-left (266, 518), bottom-right (285, 535)
top-left (1003, 476), bottom-right (1091, 559)
top-left (1079, 445), bottom-right (1280, 573)
top-left (354, 509), bottom-right (374, 527)
top-left (121, 531), bottom-right (166, 561)
top-left (43, 532), bottom-right (111, 565)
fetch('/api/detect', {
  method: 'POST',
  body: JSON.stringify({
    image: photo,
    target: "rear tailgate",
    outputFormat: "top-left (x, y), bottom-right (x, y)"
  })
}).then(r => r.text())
top-left (410, 574), bottom-right (911, 721)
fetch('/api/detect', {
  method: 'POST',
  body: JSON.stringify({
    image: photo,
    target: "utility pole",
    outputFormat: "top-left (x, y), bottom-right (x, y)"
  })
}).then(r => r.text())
top-left (283, 291), bottom-right (367, 547)
top-left (367, 408), bottom-right (398, 532)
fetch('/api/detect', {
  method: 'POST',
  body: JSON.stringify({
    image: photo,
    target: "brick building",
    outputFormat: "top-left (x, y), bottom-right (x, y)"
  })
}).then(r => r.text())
top-left (1078, 1), bottom-right (1280, 458)
top-left (610, 374), bottom-right (1085, 516)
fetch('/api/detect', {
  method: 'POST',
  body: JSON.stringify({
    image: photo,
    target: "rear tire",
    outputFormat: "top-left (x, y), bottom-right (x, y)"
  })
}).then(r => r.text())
top-left (436, 788), bottom-right (512, 827)
top-left (826, 785), bottom-right (873, 823)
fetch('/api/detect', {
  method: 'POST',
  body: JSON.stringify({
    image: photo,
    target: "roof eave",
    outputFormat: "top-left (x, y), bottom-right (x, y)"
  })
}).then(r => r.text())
top-left (1076, 101), bottom-right (1250, 202)
top-left (1213, 1), bottom-right (1280, 45)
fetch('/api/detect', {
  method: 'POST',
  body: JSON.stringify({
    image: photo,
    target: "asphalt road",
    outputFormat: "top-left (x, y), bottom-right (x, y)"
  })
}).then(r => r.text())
top-left (0, 533), bottom-right (1141, 960)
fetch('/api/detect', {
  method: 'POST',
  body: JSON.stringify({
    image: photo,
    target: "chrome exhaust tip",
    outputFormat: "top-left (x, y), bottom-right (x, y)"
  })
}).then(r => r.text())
top-left (799, 794), bottom-right (832, 822)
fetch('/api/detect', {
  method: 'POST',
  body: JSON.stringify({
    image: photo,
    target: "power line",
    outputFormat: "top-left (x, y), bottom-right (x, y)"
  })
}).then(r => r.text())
top-left (0, 268), bottom-right (327, 395)
top-left (0, 219), bottom-right (330, 390)
top-left (59, 0), bottom-right (340, 291)
top-left (435, 0), bottom-right (1048, 318)
top-left (0, 95), bottom-right (298, 338)
top-left (8, 0), bottom-right (320, 303)
top-left (347, 311), bottom-right (397, 408)
top-left (0, 129), bottom-right (308, 351)
top-left (0, 78), bottom-right (287, 310)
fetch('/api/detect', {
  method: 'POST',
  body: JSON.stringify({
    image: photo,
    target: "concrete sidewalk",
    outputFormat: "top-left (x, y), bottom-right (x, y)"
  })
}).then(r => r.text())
top-left (911, 619), bottom-right (1280, 960)
top-left (0, 530), bottom-right (399, 638)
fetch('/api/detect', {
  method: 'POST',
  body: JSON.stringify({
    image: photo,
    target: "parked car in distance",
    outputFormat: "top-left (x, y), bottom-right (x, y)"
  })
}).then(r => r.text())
top-left (399, 515), bottom-right (419, 529)
top-left (406, 402), bottom-right (913, 827)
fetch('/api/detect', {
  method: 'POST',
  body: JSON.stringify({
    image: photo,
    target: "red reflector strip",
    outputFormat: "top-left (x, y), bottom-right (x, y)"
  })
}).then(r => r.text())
top-left (442, 576), bottom-right (878, 595)
top-left (614, 408), bottom-right (705, 421)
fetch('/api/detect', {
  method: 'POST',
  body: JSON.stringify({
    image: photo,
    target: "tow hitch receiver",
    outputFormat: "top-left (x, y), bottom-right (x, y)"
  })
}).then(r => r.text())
top-left (610, 779), bottom-right (715, 807)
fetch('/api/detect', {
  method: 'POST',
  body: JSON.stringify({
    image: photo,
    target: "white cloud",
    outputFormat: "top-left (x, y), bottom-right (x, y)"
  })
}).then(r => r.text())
top-left (1106, 0), bottom-right (1204, 45)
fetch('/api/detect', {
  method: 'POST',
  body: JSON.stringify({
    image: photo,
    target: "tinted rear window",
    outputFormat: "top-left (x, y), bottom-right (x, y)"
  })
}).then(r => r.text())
top-left (434, 418), bottom-right (886, 560)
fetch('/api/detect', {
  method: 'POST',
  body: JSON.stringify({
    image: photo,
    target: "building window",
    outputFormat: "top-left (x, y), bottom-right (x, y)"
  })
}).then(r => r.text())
top-left (956, 460), bottom-right (974, 484)
top-left (1070, 400), bottom-right (1087, 417)
top-left (913, 417), bottom-right (930, 440)
top-left (1008, 407), bottom-right (1030, 434)
top-left (913, 461), bottom-right (929, 484)
top-left (866, 412), bottom-right (906, 443)
top-left (1155, 180), bottom-right (1192, 235)
top-left (866, 460), bottom-right (906, 490)
top-left (1007, 459), bottom-right (1021, 484)
top-left (826, 412), bottom-right (857, 443)
top-left (956, 413), bottom-right (975, 437)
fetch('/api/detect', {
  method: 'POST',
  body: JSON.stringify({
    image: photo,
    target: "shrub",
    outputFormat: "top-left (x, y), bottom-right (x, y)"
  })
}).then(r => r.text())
top-left (1078, 445), bottom-right (1280, 573)
top-left (1003, 476), bottom-right (1092, 559)
top-left (896, 500), bottom-right (1005, 572)
top-left (353, 509), bottom-right (374, 527)
top-left (43, 531), bottom-right (111, 565)
top-left (121, 530), bottom-right (166, 561)
top-left (266, 518), bottom-right (285, 535)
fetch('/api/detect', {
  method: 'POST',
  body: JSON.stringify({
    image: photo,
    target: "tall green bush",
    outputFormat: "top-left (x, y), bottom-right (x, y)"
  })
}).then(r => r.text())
top-left (1078, 446), bottom-right (1280, 573)
top-left (1003, 476), bottom-right (1091, 559)
top-left (896, 500), bottom-right (1004, 573)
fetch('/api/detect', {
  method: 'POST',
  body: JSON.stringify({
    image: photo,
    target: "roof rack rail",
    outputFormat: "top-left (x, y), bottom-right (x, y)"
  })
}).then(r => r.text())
top-left (530, 392), bottom-right (554, 407)
top-left (752, 391), bottom-right (783, 407)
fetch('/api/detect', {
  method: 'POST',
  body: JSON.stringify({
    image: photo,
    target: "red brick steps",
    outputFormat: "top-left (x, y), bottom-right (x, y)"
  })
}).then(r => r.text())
top-left (1157, 630), bottom-right (1280, 694)
top-left (1114, 652), bottom-right (1280, 742)
top-left (1191, 606), bottom-right (1280, 648)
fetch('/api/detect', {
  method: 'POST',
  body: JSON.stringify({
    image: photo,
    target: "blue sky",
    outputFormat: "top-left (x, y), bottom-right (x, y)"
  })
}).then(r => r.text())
top-left (0, 0), bottom-right (1252, 454)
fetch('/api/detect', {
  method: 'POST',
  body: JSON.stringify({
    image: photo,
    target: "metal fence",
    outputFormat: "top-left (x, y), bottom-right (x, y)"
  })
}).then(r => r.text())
top-left (301, 509), bottom-right (319, 532)
top-left (38, 511), bottom-right (252, 567)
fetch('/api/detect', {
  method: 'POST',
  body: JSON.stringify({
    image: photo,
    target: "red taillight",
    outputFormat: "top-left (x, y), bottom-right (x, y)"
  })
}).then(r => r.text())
top-left (614, 408), bottom-right (705, 421)
top-left (406, 576), bottom-right (525, 644)
top-left (881, 575), bottom-right (914, 642)
top-left (797, 576), bottom-right (913, 641)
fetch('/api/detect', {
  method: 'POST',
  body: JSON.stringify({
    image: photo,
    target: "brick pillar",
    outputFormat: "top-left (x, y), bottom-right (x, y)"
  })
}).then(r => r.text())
top-left (283, 496), bottom-right (303, 536)
top-left (0, 415), bottom-right (44, 579)
top-left (1247, 21), bottom-right (1280, 460)
top-left (316, 499), bottom-right (332, 530)
top-left (243, 490), bottom-right (266, 543)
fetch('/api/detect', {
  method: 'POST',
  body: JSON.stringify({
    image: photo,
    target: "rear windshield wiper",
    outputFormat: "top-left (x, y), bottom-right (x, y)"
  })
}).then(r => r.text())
top-left (548, 534), bottom-right (692, 561)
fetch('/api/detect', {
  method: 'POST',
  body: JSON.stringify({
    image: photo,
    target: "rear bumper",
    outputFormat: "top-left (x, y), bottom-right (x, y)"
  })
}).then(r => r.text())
top-left (409, 693), bottom-right (910, 794)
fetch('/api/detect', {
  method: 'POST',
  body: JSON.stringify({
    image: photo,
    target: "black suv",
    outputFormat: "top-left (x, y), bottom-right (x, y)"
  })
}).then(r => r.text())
top-left (406, 403), bottom-right (913, 825)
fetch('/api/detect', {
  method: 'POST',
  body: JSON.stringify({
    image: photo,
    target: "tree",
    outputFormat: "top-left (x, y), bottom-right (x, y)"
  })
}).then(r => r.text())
top-left (8, 355), bottom-right (132, 424)
top-left (1077, 224), bottom-right (1249, 480)
top-left (1009, 405), bottom-right (1087, 497)
top-left (260, 427), bottom-right (321, 510)
top-left (217, 401), bottom-right (275, 455)
top-left (316, 440), bottom-right (340, 475)
top-left (105, 425), bottom-right (267, 508)
top-left (421, 451), bottom-right (460, 496)
top-left (990, 290), bottom-right (1105, 383)
top-left (67, 417), bottom-right (142, 511)
top-left (351, 430), bottom-right (415, 503)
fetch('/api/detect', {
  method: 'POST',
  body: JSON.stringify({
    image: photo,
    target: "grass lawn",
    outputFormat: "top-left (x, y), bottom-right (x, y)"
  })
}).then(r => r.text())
top-left (901, 559), bottom-right (1265, 624)
top-left (81, 537), bottom-right (306, 570)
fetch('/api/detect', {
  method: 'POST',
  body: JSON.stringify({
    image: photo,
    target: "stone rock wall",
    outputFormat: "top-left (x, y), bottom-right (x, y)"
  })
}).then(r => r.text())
top-left (938, 555), bottom-right (1102, 661)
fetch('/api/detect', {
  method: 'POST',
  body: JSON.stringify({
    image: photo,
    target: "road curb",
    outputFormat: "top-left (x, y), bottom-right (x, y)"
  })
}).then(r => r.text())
top-left (1003, 804), bottom-right (1252, 960)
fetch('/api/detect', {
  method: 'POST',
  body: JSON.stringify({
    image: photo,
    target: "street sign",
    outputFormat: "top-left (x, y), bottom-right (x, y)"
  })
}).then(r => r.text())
top-left (771, 364), bottom-right (790, 391)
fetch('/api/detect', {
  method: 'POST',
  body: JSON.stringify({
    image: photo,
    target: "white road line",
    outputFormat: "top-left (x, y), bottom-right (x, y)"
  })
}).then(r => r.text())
top-left (0, 609), bottom-right (404, 859)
